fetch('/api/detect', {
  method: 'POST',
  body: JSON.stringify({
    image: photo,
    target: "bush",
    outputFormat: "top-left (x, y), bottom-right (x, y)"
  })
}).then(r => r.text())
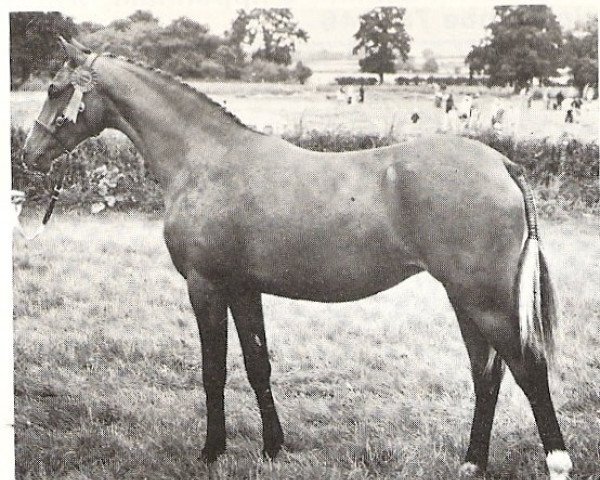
top-left (12, 128), bottom-right (163, 212)
top-left (466, 130), bottom-right (599, 213)
top-left (161, 51), bottom-right (207, 78)
top-left (395, 75), bottom-right (487, 87)
top-left (17, 75), bottom-right (51, 92)
top-left (335, 77), bottom-right (378, 86)
top-left (196, 59), bottom-right (226, 80)
top-left (241, 60), bottom-right (291, 83)
top-left (293, 61), bottom-right (313, 85)
top-left (282, 130), bottom-right (395, 151)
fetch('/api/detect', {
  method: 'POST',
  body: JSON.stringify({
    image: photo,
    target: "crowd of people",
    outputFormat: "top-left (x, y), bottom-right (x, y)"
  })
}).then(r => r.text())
top-left (433, 83), bottom-right (590, 135)
top-left (327, 80), bottom-right (593, 136)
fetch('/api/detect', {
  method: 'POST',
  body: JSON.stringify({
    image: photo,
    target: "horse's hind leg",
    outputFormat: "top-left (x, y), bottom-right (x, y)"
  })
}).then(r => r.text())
top-left (498, 346), bottom-right (572, 480)
top-left (187, 270), bottom-right (229, 463)
top-left (451, 303), bottom-right (505, 478)
top-left (229, 288), bottom-right (284, 459)
top-left (454, 303), bottom-right (571, 480)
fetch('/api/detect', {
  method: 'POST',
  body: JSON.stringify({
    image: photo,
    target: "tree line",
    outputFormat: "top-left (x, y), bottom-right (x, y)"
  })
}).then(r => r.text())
top-left (353, 5), bottom-right (597, 92)
top-left (9, 6), bottom-right (598, 93)
top-left (9, 8), bottom-right (313, 89)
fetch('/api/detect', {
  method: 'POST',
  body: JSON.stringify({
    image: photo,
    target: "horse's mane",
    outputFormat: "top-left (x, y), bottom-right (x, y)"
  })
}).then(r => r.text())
top-left (103, 52), bottom-right (260, 133)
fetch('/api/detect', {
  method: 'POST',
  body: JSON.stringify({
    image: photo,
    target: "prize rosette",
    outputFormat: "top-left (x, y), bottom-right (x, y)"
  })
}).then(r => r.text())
top-left (70, 65), bottom-right (96, 92)
top-left (64, 66), bottom-right (96, 122)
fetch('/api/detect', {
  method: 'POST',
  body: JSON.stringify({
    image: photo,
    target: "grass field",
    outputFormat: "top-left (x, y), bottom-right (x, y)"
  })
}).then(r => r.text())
top-left (12, 211), bottom-right (599, 479)
top-left (10, 82), bottom-right (599, 143)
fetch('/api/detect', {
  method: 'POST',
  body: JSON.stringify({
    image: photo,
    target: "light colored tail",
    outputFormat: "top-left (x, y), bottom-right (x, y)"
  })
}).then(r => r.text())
top-left (512, 172), bottom-right (559, 362)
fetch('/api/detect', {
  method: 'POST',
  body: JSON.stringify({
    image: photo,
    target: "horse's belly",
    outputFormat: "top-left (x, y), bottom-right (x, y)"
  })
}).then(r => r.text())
top-left (247, 246), bottom-right (423, 302)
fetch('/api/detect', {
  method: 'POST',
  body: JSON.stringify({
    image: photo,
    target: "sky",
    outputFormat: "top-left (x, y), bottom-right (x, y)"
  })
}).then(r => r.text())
top-left (4, 0), bottom-right (598, 58)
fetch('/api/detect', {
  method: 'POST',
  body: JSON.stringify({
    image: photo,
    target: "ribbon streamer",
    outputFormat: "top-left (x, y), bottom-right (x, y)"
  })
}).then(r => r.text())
top-left (63, 87), bottom-right (84, 123)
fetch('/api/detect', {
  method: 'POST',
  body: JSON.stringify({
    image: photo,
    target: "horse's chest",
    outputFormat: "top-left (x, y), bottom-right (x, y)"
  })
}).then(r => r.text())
top-left (163, 188), bottom-right (242, 279)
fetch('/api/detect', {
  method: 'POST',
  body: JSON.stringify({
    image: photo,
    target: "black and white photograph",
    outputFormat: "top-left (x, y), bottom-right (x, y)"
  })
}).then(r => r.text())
top-left (4, 1), bottom-right (599, 478)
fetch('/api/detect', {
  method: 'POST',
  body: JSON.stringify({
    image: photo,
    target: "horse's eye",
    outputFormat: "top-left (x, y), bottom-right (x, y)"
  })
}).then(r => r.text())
top-left (79, 102), bottom-right (86, 113)
top-left (54, 115), bottom-right (66, 127)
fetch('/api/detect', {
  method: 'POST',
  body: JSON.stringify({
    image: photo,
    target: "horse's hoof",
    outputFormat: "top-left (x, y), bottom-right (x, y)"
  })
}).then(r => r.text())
top-left (262, 440), bottom-right (284, 460)
top-left (262, 444), bottom-right (282, 461)
top-left (547, 451), bottom-right (572, 480)
top-left (262, 428), bottom-right (284, 460)
top-left (459, 462), bottom-right (483, 478)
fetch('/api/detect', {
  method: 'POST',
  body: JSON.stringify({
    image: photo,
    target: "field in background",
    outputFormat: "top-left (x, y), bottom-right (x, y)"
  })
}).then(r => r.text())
top-left (10, 81), bottom-right (599, 143)
top-left (13, 212), bottom-right (600, 479)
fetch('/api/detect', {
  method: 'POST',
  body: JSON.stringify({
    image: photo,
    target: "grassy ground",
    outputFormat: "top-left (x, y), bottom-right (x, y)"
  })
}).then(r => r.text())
top-left (12, 211), bottom-right (599, 479)
top-left (10, 82), bottom-right (599, 143)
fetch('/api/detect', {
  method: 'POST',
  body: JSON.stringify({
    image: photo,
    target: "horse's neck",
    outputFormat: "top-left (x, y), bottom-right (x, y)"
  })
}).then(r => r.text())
top-left (99, 59), bottom-right (250, 189)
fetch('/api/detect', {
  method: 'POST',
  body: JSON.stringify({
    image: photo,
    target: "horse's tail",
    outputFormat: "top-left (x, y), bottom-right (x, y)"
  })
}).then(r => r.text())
top-left (506, 161), bottom-right (558, 363)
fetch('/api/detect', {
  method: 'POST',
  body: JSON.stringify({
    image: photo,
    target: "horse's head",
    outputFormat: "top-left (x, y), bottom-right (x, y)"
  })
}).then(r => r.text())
top-left (22, 37), bottom-right (108, 173)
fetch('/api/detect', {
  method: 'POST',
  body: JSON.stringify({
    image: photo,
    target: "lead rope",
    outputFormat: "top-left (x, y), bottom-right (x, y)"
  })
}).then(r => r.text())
top-left (13, 153), bottom-right (70, 240)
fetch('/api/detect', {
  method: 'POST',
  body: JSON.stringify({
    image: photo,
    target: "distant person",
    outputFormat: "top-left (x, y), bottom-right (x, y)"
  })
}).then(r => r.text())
top-left (555, 90), bottom-right (564, 109)
top-left (468, 94), bottom-right (481, 130)
top-left (491, 99), bottom-right (505, 132)
top-left (458, 95), bottom-right (472, 120)
top-left (433, 83), bottom-right (443, 108)
top-left (358, 85), bottom-right (365, 103)
top-left (411, 111), bottom-right (420, 123)
top-left (346, 86), bottom-right (355, 104)
top-left (445, 94), bottom-right (454, 113)
top-left (542, 88), bottom-right (550, 110)
top-left (564, 109), bottom-right (574, 123)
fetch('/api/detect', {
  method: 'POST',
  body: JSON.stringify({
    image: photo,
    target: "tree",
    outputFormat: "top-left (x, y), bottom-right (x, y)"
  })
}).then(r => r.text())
top-left (210, 45), bottom-right (243, 79)
top-left (561, 15), bottom-right (598, 95)
top-left (422, 57), bottom-right (439, 73)
top-left (80, 13), bottom-right (228, 78)
top-left (127, 10), bottom-right (159, 24)
top-left (81, 13), bottom-right (163, 60)
top-left (465, 5), bottom-right (562, 92)
top-left (396, 56), bottom-right (416, 73)
top-left (78, 21), bottom-right (104, 35)
top-left (229, 8), bottom-right (308, 66)
top-left (9, 11), bottom-right (78, 89)
top-left (352, 7), bottom-right (411, 83)
top-left (422, 49), bottom-right (438, 73)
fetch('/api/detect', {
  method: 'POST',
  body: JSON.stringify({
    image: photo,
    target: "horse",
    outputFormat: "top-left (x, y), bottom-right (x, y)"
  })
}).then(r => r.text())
top-left (21, 38), bottom-right (573, 479)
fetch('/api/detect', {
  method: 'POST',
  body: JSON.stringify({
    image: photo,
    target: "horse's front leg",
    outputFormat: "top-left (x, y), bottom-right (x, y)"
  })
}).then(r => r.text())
top-left (229, 288), bottom-right (284, 459)
top-left (187, 270), bottom-right (228, 463)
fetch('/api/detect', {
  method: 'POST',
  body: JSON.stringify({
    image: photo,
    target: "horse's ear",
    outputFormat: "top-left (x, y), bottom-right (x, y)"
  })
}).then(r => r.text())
top-left (58, 36), bottom-right (87, 65)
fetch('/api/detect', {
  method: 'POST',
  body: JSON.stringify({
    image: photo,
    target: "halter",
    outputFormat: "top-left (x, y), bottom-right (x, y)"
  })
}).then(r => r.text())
top-left (33, 118), bottom-right (71, 156)
top-left (17, 52), bottom-right (99, 239)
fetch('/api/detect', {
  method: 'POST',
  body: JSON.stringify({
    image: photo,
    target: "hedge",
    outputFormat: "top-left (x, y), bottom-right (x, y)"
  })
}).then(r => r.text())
top-left (11, 127), bottom-right (598, 217)
top-left (393, 75), bottom-right (588, 89)
top-left (335, 77), bottom-right (379, 86)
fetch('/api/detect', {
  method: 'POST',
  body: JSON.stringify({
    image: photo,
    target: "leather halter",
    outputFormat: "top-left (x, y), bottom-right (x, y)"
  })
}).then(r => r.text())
top-left (23, 52), bottom-right (100, 230)
top-left (33, 52), bottom-right (100, 156)
top-left (33, 118), bottom-right (71, 155)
